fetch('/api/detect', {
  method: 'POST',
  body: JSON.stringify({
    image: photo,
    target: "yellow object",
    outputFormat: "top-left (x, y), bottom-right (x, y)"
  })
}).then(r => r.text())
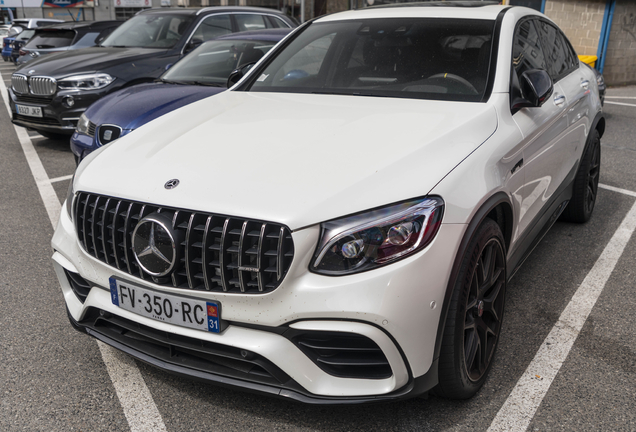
top-left (578, 55), bottom-right (597, 68)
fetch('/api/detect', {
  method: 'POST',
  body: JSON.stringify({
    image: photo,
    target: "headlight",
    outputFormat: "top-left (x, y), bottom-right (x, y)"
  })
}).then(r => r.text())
top-left (76, 113), bottom-right (90, 135)
top-left (65, 174), bottom-right (75, 221)
top-left (311, 197), bottom-right (444, 276)
top-left (58, 73), bottom-right (114, 91)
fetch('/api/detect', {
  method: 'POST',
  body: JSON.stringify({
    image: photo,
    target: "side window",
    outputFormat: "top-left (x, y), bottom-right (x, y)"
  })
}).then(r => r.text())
top-left (73, 32), bottom-right (101, 48)
top-left (192, 14), bottom-right (232, 42)
top-left (536, 20), bottom-right (576, 81)
top-left (267, 16), bottom-right (290, 29)
top-left (235, 14), bottom-right (267, 32)
top-left (512, 19), bottom-right (547, 80)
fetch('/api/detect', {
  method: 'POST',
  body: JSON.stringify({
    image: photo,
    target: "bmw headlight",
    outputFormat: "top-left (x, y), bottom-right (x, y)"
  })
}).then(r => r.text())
top-left (76, 113), bottom-right (90, 135)
top-left (58, 73), bottom-right (114, 91)
top-left (312, 197), bottom-right (444, 276)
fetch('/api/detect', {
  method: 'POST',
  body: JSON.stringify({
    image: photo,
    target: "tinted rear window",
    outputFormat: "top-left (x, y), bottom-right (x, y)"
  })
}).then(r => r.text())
top-left (25, 30), bottom-right (75, 49)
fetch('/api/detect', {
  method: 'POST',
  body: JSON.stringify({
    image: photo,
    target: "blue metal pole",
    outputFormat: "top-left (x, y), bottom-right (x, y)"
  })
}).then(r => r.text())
top-left (596, 0), bottom-right (611, 69)
top-left (599, 0), bottom-right (617, 74)
top-left (540, 0), bottom-right (546, 13)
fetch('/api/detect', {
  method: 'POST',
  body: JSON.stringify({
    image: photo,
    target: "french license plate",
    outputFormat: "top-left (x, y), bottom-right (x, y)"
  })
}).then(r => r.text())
top-left (16, 104), bottom-right (43, 118)
top-left (109, 277), bottom-right (221, 333)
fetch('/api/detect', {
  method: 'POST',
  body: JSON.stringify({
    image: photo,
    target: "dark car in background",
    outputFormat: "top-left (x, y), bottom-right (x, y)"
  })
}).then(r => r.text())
top-left (71, 28), bottom-right (291, 163)
top-left (9, 7), bottom-right (296, 138)
top-left (15, 21), bottom-right (121, 66)
top-left (7, 29), bottom-right (36, 63)
top-left (2, 18), bottom-right (63, 61)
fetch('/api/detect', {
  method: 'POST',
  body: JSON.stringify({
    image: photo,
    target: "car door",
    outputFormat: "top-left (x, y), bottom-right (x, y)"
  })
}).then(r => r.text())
top-left (536, 19), bottom-right (591, 172)
top-left (511, 18), bottom-right (570, 239)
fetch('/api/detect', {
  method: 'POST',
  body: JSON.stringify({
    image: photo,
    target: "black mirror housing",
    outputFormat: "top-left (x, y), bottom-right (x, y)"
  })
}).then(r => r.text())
top-left (226, 63), bottom-right (255, 88)
top-left (520, 69), bottom-right (553, 107)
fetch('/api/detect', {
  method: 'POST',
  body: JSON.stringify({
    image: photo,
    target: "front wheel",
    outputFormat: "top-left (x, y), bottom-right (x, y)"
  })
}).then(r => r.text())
top-left (435, 219), bottom-right (506, 399)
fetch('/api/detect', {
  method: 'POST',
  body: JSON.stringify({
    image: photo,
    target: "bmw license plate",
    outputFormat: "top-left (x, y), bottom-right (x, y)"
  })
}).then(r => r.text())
top-left (16, 104), bottom-right (43, 118)
top-left (109, 277), bottom-right (221, 333)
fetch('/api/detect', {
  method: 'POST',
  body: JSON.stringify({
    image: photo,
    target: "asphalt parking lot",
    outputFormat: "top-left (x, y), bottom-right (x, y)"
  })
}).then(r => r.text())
top-left (1, 59), bottom-right (635, 431)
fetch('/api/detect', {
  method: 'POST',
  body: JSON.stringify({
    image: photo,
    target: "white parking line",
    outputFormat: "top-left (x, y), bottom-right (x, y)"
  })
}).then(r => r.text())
top-left (605, 101), bottom-right (636, 108)
top-left (0, 71), bottom-right (167, 432)
top-left (50, 174), bottom-right (74, 183)
top-left (599, 183), bottom-right (636, 198)
top-left (488, 186), bottom-right (636, 432)
top-left (605, 96), bottom-right (636, 99)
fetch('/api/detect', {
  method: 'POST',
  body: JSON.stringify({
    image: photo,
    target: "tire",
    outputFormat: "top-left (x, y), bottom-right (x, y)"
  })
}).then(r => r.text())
top-left (435, 218), bottom-right (506, 399)
top-left (560, 130), bottom-right (601, 223)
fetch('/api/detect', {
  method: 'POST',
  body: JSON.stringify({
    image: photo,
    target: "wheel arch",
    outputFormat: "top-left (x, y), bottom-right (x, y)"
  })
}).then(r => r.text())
top-left (429, 192), bottom-right (513, 376)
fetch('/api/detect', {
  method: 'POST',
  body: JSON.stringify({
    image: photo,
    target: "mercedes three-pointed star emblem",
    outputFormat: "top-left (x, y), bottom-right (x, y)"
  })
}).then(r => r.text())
top-left (132, 213), bottom-right (181, 277)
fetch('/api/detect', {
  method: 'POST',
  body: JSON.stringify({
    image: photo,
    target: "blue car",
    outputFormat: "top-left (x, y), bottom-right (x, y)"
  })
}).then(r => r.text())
top-left (70, 28), bottom-right (291, 163)
top-left (2, 29), bottom-right (35, 62)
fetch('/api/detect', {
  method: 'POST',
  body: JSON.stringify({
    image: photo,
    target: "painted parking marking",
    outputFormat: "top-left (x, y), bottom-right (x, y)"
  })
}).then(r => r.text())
top-left (50, 174), bottom-right (74, 184)
top-left (488, 186), bottom-right (636, 432)
top-left (599, 183), bottom-right (636, 198)
top-left (605, 101), bottom-right (636, 107)
top-left (605, 96), bottom-right (636, 99)
top-left (0, 71), bottom-right (168, 432)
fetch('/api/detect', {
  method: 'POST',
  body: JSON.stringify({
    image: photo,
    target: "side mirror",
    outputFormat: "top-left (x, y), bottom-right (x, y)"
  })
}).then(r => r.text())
top-left (184, 38), bottom-right (203, 54)
top-left (513, 69), bottom-right (553, 111)
top-left (226, 62), bottom-right (255, 88)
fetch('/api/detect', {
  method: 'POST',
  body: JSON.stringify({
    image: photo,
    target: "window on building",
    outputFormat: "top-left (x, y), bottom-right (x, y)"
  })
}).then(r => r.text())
top-left (115, 7), bottom-right (151, 21)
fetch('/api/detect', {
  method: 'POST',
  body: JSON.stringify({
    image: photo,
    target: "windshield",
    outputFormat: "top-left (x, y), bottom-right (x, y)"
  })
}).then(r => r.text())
top-left (163, 38), bottom-right (278, 86)
top-left (249, 18), bottom-right (495, 102)
top-left (101, 14), bottom-right (193, 49)
top-left (25, 29), bottom-right (75, 49)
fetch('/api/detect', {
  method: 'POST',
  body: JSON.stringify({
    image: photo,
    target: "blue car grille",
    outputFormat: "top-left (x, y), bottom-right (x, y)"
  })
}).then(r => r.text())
top-left (74, 192), bottom-right (295, 294)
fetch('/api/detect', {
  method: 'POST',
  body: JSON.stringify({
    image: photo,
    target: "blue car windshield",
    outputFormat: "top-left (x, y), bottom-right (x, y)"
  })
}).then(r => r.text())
top-left (249, 18), bottom-right (495, 102)
top-left (162, 39), bottom-right (277, 86)
top-left (101, 14), bottom-right (193, 49)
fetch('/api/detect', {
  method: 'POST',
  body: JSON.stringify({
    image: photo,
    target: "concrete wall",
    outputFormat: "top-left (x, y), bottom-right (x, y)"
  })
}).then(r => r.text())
top-left (544, 0), bottom-right (606, 57)
top-left (603, 1), bottom-right (636, 85)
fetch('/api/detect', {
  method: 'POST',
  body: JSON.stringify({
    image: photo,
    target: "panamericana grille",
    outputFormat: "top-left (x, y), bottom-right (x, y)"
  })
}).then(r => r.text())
top-left (74, 192), bottom-right (295, 294)
top-left (12, 74), bottom-right (57, 96)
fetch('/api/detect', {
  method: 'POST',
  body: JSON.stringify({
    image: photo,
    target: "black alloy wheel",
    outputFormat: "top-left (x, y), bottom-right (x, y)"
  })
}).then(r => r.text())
top-left (463, 236), bottom-right (506, 382)
top-left (436, 218), bottom-right (506, 399)
top-left (560, 130), bottom-right (601, 223)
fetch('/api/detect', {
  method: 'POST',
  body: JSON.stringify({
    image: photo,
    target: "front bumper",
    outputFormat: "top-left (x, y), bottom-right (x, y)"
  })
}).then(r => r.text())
top-left (8, 84), bottom-right (120, 135)
top-left (52, 199), bottom-right (464, 402)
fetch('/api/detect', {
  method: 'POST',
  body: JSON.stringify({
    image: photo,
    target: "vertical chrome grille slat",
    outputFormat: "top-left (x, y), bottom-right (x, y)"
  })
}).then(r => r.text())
top-left (81, 194), bottom-right (92, 255)
top-left (201, 215), bottom-right (212, 291)
top-left (122, 202), bottom-right (134, 275)
top-left (185, 213), bottom-right (195, 290)
top-left (11, 74), bottom-right (28, 94)
top-left (90, 196), bottom-right (102, 259)
top-left (74, 192), bottom-right (293, 294)
top-left (237, 220), bottom-right (248, 293)
top-left (111, 200), bottom-right (122, 270)
top-left (219, 218), bottom-right (230, 292)
top-left (257, 223), bottom-right (266, 292)
top-left (276, 227), bottom-right (285, 281)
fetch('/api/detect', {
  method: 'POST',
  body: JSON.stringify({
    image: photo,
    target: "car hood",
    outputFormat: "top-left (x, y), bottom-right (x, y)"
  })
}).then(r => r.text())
top-left (84, 82), bottom-right (226, 131)
top-left (77, 92), bottom-right (498, 230)
top-left (14, 46), bottom-right (168, 78)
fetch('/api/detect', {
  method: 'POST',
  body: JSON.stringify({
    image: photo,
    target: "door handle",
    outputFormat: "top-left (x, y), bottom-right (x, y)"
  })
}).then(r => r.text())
top-left (580, 80), bottom-right (590, 89)
top-left (554, 94), bottom-right (566, 106)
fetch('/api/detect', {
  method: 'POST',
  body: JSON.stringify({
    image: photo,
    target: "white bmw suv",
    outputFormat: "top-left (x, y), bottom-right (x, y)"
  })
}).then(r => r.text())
top-left (52, 3), bottom-right (604, 403)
